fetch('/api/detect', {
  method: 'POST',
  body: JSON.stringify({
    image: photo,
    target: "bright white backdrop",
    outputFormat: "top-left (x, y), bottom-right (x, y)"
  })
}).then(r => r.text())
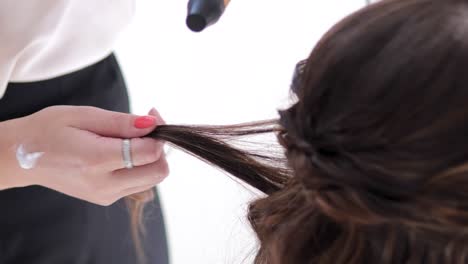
top-left (115, 1), bottom-right (368, 263)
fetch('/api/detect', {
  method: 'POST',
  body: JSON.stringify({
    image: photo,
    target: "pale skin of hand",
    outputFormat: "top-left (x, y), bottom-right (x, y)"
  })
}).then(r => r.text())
top-left (0, 106), bottom-right (168, 206)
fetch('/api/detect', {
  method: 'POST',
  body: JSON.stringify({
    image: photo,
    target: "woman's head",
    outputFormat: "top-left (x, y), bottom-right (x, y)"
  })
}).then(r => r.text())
top-left (281, 0), bottom-right (468, 223)
top-left (254, 0), bottom-right (468, 262)
top-left (143, 0), bottom-right (468, 263)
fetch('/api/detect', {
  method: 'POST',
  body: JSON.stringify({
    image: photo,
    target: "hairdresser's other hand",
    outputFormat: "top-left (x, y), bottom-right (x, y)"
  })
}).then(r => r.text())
top-left (0, 105), bottom-right (168, 206)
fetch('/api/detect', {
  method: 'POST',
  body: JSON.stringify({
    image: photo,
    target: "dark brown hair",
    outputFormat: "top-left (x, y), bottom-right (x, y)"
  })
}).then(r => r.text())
top-left (136, 0), bottom-right (468, 262)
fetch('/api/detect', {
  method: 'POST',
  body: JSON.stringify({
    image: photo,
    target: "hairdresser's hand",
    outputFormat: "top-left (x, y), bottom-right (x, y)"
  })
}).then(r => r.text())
top-left (0, 105), bottom-right (168, 206)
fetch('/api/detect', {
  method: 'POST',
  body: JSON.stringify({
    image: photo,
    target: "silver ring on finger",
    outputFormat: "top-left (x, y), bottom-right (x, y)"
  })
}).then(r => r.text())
top-left (122, 139), bottom-right (134, 169)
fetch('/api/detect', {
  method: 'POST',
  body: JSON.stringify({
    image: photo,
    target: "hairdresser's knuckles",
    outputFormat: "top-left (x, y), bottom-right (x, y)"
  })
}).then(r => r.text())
top-left (68, 105), bottom-right (165, 167)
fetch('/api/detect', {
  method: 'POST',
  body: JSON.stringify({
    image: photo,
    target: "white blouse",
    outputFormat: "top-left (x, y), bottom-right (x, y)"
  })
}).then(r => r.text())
top-left (0, 0), bottom-right (135, 98)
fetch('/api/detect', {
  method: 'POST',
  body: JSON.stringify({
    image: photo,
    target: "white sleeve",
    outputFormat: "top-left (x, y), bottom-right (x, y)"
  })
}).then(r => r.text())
top-left (0, 0), bottom-right (134, 99)
top-left (0, 55), bottom-right (16, 99)
top-left (0, 0), bottom-right (42, 98)
top-left (0, 1), bottom-right (21, 99)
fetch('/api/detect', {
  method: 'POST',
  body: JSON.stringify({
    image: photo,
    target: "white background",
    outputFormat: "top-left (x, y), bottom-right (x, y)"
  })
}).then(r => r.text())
top-left (115, 1), bottom-right (368, 263)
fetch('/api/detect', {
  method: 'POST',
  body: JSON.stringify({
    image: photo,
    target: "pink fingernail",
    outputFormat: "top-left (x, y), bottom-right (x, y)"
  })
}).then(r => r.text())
top-left (134, 116), bottom-right (156, 129)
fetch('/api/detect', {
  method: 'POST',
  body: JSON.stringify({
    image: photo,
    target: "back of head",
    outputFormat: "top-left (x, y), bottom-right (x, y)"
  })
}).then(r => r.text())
top-left (146, 0), bottom-right (468, 263)
top-left (250, 0), bottom-right (468, 263)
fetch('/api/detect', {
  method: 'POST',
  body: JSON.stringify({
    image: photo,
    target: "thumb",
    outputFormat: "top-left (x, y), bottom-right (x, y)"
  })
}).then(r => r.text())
top-left (148, 107), bottom-right (166, 125)
top-left (71, 106), bottom-right (158, 138)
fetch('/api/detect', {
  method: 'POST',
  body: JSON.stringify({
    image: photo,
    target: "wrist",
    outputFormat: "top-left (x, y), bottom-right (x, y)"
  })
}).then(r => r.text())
top-left (0, 117), bottom-right (32, 189)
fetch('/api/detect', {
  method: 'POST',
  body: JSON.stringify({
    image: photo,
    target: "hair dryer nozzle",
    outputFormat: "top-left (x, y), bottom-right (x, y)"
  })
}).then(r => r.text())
top-left (186, 0), bottom-right (229, 32)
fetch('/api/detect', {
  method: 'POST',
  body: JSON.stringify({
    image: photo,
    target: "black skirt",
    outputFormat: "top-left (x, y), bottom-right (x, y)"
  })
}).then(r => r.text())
top-left (0, 54), bottom-right (169, 264)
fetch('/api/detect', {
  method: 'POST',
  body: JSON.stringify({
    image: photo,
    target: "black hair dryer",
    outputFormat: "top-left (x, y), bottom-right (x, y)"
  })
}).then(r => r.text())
top-left (186, 0), bottom-right (230, 32)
